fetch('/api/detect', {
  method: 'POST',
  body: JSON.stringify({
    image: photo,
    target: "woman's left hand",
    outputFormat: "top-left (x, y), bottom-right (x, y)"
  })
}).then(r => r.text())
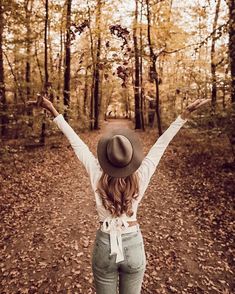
top-left (181, 98), bottom-right (211, 120)
top-left (27, 93), bottom-right (52, 110)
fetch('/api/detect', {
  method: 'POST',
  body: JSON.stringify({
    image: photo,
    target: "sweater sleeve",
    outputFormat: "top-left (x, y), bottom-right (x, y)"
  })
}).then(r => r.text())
top-left (137, 115), bottom-right (187, 200)
top-left (53, 114), bottom-right (101, 184)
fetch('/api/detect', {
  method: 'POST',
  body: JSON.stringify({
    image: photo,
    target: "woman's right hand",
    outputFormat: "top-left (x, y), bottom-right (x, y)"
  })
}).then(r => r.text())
top-left (181, 98), bottom-right (210, 120)
top-left (36, 94), bottom-right (53, 111)
top-left (27, 93), bottom-right (59, 118)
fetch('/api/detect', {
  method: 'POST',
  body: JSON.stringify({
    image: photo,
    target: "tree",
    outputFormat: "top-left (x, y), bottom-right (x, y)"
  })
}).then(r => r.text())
top-left (44, 0), bottom-right (49, 90)
top-left (57, 17), bottom-right (64, 101)
top-left (93, 0), bottom-right (102, 130)
top-left (211, 0), bottom-right (221, 112)
top-left (64, 0), bottom-right (72, 121)
top-left (87, 2), bottom-right (95, 130)
top-left (40, 0), bottom-right (49, 145)
top-left (139, 0), bottom-right (145, 131)
top-left (146, 0), bottom-right (162, 136)
top-left (227, 0), bottom-right (235, 104)
top-left (133, 0), bottom-right (142, 129)
top-left (0, 0), bottom-right (7, 137)
top-left (24, 0), bottom-right (34, 100)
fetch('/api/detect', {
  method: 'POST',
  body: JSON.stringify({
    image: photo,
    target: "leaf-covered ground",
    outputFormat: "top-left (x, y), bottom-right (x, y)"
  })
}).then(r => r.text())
top-left (0, 119), bottom-right (234, 294)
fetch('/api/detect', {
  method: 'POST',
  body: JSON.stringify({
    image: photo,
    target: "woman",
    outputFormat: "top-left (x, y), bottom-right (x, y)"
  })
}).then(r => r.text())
top-left (37, 96), bottom-right (210, 294)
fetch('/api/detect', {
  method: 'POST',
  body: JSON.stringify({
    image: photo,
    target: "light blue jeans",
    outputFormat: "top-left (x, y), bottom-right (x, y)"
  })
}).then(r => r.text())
top-left (92, 228), bottom-right (146, 294)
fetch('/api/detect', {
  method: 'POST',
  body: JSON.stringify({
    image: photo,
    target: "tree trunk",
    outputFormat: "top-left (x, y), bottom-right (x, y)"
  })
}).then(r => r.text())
top-left (223, 64), bottom-right (229, 109)
top-left (146, 0), bottom-right (162, 136)
top-left (133, 0), bottom-right (142, 129)
top-left (25, 0), bottom-right (34, 130)
top-left (0, 0), bottom-right (7, 138)
top-left (140, 0), bottom-right (145, 130)
top-left (25, 0), bottom-right (33, 101)
top-left (4, 51), bottom-right (24, 102)
top-left (211, 0), bottom-right (221, 112)
top-left (40, 0), bottom-right (49, 145)
top-left (87, 2), bottom-right (95, 130)
top-left (227, 0), bottom-right (235, 104)
top-left (83, 66), bottom-right (88, 115)
top-left (44, 0), bottom-right (49, 89)
top-left (93, 0), bottom-right (102, 130)
top-left (35, 42), bottom-right (43, 85)
top-left (48, 19), bottom-right (54, 79)
top-left (63, 0), bottom-right (72, 121)
top-left (57, 22), bottom-right (63, 100)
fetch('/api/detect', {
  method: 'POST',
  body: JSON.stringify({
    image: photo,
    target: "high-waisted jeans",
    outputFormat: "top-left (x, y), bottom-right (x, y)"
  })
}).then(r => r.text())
top-left (92, 228), bottom-right (146, 294)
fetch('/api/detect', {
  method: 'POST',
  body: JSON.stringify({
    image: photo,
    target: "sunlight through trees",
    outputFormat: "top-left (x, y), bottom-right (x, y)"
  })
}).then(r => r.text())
top-left (0, 0), bottom-right (234, 140)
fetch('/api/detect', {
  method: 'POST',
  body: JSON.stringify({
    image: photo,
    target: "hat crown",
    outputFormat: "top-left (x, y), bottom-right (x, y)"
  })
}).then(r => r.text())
top-left (106, 135), bottom-right (133, 168)
top-left (97, 128), bottom-right (143, 178)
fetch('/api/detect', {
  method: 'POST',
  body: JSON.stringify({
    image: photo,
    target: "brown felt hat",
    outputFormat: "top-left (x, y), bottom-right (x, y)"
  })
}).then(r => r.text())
top-left (97, 128), bottom-right (144, 178)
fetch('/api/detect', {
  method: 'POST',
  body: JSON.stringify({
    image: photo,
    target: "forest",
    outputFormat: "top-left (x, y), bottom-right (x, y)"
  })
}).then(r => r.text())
top-left (0, 0), bottom-right (234, 138)
top-left (0, 0), bottom-right (235, 293)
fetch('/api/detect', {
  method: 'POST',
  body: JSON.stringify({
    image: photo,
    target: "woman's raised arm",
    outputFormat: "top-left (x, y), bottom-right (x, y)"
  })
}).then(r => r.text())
top-left (137, 98), bottom-right (210, 198)
top-left (146, 98), bottom-right (210, 167)
top-left (36, 95), bottom-right (100, 182)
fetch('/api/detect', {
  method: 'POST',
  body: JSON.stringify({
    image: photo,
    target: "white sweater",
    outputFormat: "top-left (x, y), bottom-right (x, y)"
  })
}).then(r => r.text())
top-left (53, 114), bottom-right (187, 262)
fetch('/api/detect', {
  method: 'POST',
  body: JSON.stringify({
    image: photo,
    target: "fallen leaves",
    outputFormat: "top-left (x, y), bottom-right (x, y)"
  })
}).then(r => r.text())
top-left (0, 123), bottom-right (234, 293)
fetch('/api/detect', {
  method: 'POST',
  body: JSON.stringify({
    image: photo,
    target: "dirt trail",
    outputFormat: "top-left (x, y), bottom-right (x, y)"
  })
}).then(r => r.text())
top-left (0, 118), bottom-right (234, 294)
top-left (100, 118), bottom-right (134, 133)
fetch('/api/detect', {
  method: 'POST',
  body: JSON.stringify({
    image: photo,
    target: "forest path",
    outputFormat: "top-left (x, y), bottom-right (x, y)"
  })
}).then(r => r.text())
top-left (100, 118), bottom-right (134, 132)
top-left (0, 118), bottom-right (234, 294)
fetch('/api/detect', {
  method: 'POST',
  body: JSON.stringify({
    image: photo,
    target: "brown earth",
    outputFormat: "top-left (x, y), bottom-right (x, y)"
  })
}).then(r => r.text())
top-left (0, 118), bottom-right (234, 294)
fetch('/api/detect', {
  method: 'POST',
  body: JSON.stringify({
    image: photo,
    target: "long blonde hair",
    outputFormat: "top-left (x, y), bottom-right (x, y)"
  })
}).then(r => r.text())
top-left (96, 172), bottom-right (139, 217)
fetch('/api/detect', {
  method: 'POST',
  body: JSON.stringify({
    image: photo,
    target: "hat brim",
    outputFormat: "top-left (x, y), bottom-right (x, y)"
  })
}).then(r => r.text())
top-left (97, 128), bottom-right (144, 178)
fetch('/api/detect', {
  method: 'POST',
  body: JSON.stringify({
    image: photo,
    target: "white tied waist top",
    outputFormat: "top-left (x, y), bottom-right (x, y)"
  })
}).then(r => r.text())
top-left (53, 114), bottom-right (187, 263)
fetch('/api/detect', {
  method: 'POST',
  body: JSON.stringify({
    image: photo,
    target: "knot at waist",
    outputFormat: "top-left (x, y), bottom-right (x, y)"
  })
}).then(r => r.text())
top-left (100, 218), bottom-right (139, 263)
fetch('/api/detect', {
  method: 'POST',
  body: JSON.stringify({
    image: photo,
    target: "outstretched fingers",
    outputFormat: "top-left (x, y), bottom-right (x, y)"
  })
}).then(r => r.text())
top-left (187, 98), bottom-right (210, 112)
top-left (186, 99), bottom-right (201, 112)
top-left (197, 99), bottom-right (211, 108)
top-left (36, 94), bottom-right (43, 107)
